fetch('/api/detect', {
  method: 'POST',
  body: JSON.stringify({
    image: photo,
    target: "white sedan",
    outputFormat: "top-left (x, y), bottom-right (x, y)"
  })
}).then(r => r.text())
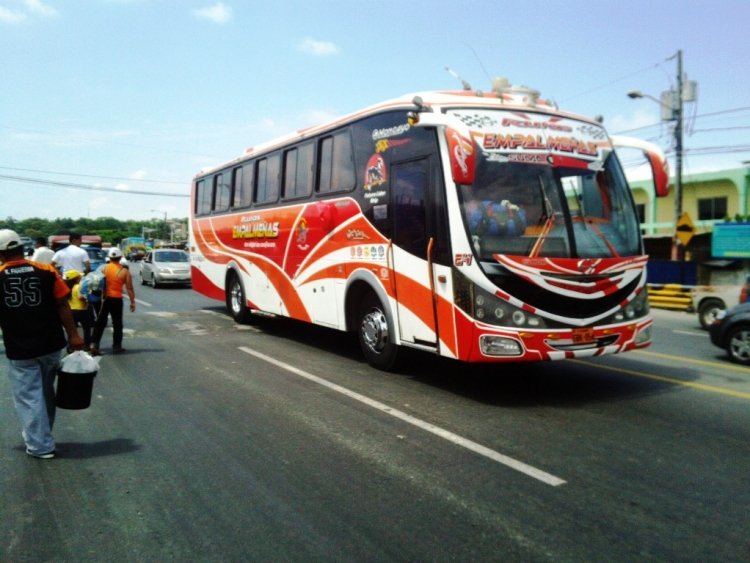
top-left (140, 249), bottom-right (191, 288)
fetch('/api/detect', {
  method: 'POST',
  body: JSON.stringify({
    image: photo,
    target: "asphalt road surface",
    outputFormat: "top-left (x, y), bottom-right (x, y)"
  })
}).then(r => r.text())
top-left (1, 279), bottom-right (749, 561)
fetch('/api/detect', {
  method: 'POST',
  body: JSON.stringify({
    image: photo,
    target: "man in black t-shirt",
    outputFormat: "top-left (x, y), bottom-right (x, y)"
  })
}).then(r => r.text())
top-left (0, 230), bottom-right (84, 459)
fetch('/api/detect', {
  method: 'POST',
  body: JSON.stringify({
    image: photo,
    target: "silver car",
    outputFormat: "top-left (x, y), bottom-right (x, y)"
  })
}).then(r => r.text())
top-left (140, 249), bottom-right (191, 288)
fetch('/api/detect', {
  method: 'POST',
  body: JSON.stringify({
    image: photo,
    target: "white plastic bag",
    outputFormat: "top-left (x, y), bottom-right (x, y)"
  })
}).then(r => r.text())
top-left (60, 350), bottom-right (100, 374)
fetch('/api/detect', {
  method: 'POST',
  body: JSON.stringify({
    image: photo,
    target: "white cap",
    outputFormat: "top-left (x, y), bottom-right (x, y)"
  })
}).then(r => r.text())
top-left (0, 229), bottom-right (22, 252)
top-left (120, 258), bottom-right (130, 268)
top-left (108, 247), bottom-right (123, 259)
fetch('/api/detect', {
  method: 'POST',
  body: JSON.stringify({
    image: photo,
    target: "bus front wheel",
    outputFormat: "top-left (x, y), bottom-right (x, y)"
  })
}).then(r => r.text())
top-left (357, 293), bottom-right (399, 370)
top-left (226, 272), bottom-right (252, 324)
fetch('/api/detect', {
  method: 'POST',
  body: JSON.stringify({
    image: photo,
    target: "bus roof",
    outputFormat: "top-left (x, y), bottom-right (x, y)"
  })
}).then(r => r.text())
top-left (194, 86), bottom-right (600, 180)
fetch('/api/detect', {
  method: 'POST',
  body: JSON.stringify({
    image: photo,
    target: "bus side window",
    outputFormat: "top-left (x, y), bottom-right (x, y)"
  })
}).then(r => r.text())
top-left (283, 142), bottom-right (314, 200)
top-left (255, 153), bottom-right (281, 204)
top-left (214, 172), bottom-right (230, 213)
top-left (233, 162), bottom-right (253, 208)
top-left (318, 130), bottom-right (355, 194)
top-left (230, 166), bottom-right (243, 209)
top-left (194, 180), bottom-right (205, 215)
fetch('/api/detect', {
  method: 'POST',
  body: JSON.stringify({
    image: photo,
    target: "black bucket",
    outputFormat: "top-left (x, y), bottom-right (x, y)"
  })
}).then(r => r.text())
top-left (56, 370), bottom-right (97, 409)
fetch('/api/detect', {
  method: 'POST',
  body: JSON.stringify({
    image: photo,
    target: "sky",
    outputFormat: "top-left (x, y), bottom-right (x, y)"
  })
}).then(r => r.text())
top-left (1, 0), bottom-right (749, 222)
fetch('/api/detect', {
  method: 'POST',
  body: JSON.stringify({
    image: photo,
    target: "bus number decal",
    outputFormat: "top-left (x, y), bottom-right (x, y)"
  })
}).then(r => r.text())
top-left (455, 253), bottom-right (473, 266)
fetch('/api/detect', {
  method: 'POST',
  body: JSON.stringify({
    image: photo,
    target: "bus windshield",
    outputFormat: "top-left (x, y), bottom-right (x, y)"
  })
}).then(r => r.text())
top-left (459, 151), bottom-right (640, 260)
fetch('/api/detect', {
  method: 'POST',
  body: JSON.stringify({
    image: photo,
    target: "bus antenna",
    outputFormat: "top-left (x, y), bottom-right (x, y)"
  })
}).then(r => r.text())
top-left (445, 67), bottom-right (472, 91)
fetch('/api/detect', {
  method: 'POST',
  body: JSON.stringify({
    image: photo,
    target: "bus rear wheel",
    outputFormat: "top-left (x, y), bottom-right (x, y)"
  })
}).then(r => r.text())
top-left (357, 292), bottom-right (399, 370)
top-left (226, 272), bottom-right (252, 324)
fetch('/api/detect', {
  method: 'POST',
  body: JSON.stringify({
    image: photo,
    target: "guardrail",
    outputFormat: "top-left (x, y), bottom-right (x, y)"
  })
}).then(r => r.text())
top-left (647, 284), bottom-right (693, 311)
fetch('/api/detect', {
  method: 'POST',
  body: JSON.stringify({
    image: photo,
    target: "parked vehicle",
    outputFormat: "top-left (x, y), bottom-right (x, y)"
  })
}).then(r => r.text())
top-left (48, 234), bottom-right (102, 250)
top-left (140, 249), bottom-right (191, 288)
top-left (84, 246), bottom-right (107, 271)
top-left (709, 302), bottom-right (750, 365)
top-left (692, 283), bottom-right (746, 329)
top-left (120, 236), bottom-right (147, 261)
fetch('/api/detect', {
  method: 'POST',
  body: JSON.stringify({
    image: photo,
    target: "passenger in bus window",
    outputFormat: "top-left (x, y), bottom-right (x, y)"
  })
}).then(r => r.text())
top-left (465, 199), bottom-right (527, 237)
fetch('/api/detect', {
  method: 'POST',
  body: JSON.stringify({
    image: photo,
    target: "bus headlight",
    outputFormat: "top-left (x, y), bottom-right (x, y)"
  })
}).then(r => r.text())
top-left (479, 335), bottom-right (523, 356)
top-left (472, 285), bottom-right (546, 328)
top-left (635, 325), bottom-right (651, 345)
top-left (606, 289), bottom-right (650, 324)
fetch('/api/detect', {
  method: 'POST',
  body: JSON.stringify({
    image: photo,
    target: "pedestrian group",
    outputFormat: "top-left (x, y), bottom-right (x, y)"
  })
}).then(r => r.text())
top-left (0, 230), bottom-right (136, 460)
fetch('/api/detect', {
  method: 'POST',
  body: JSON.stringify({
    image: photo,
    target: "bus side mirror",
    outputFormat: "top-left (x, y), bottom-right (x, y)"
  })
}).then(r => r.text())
top-left (446, 127), bottom-right (476, 185)
top-left (407, 110), bottom-right (477, 186)
top-left (610, 135), bottom-right (670, 198)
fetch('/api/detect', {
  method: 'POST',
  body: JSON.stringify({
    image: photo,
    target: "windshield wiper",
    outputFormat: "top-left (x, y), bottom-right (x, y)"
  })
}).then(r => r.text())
top-left (529, 176), bottom-right (555, 258)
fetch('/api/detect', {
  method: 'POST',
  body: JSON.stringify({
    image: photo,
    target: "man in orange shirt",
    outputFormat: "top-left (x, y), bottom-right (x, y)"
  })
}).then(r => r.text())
top-left (0, 230), bottom-right (84, 459)
top-left (89, 247), bottom-right (135, 355)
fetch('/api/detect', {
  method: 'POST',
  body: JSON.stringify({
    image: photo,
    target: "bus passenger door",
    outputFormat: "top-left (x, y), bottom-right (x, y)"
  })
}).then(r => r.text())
top-left (390, 158), bottom-right (438, 348)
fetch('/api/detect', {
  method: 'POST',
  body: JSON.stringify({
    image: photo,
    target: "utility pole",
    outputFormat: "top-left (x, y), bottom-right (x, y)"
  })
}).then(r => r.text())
top-left (672, 49), bottom-right (684, 261)
top-left (629, 50), bottom-right (695, 263)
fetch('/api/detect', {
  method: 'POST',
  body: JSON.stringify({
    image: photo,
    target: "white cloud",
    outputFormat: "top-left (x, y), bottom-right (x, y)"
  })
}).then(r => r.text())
top-left (193, 2), bottom-right (232, 24)
top-left (131, 170), bottom-right (148, 180)
top-left (24, 0), bottom-right (57, 17)
top-left (299, 37), bottom-right (339, 56)
top-left (115, 183), bottom-right (131, 192)
top-left (0, 0), bottom-right (57, 23)
top-left (0, 6), bottom-right (27, 23)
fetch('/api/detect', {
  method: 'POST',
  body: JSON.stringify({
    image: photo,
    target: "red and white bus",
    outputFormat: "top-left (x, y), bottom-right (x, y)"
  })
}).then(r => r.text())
top-left (189, 82), bottom-right (669, 369)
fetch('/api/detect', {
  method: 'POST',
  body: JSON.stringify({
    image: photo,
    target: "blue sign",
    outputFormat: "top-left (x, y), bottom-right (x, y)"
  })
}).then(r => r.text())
top-left (712, 223), bottom-right (750, 258)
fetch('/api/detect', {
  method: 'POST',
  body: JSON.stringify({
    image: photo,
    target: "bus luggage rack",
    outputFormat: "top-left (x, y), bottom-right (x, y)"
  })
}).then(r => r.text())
top-left (647, 284), bottom-right (693, 311)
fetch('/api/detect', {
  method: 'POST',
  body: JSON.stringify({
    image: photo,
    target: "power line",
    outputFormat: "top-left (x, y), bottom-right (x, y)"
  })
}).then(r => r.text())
top-left (0, 124), bottom-right (225, 159)
top-left (0, 174), bottom-right (189, 198)
top-left (560, 62), bottom-right (661, 103)
top-left (618, 143), bottom-right (750, 168)
top-left (684, 145), bottom-right (750, 155)
top-left (612, 105), bottom-right (750, 135)
top-left (691, 126), bottom-right (750, 133)
top-left (0, 165), bottom-right (185, 185)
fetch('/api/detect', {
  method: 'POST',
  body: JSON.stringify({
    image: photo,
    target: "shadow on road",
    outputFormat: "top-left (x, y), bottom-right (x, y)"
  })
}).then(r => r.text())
top-left (216, 311), bottom-right (683, 408)
top-left (48, 438), bottom-right (141, 459)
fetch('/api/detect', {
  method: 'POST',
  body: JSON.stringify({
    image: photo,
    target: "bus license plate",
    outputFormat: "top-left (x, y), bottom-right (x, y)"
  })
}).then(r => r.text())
top-left (572, 328), bottom-right (595, 343)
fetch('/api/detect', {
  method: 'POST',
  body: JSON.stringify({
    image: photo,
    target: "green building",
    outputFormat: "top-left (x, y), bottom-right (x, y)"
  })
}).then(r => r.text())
top-left (630, 165), bottom-right (750, 284)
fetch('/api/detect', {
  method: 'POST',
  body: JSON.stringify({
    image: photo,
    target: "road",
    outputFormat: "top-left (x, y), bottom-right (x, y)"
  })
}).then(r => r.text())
top-left (1, 269), bottom-right (749, 561)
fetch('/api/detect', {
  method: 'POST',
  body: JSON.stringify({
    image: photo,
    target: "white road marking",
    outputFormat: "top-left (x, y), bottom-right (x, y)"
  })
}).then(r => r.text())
top-left (673, 329), bottom-right (707, 337)
top-left (173, 321), bottom-right (208, 335)
top-left (200, 309), bottom-right (227, 317)
top-left (239, 346), bottom-right (566, 487)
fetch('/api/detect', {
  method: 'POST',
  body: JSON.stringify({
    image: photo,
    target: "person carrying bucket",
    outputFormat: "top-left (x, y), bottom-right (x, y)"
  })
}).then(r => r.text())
top-left (0, 229), bottom-right (84, 459)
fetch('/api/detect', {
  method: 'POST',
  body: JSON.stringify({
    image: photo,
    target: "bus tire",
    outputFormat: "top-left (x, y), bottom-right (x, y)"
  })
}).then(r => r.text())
top-left (357, 292), bottom-right (399, 370)
top-left (226, 271), bottom-right (252, 324)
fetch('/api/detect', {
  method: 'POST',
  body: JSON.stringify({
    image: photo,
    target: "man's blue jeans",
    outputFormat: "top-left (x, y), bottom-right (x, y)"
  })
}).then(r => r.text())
top-left (7, 350), bottom-right (61, 455)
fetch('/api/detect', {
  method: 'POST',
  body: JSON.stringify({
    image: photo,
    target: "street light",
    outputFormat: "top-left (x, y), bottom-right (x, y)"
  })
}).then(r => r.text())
top-left (627, 50), bottom-right (684, 261)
